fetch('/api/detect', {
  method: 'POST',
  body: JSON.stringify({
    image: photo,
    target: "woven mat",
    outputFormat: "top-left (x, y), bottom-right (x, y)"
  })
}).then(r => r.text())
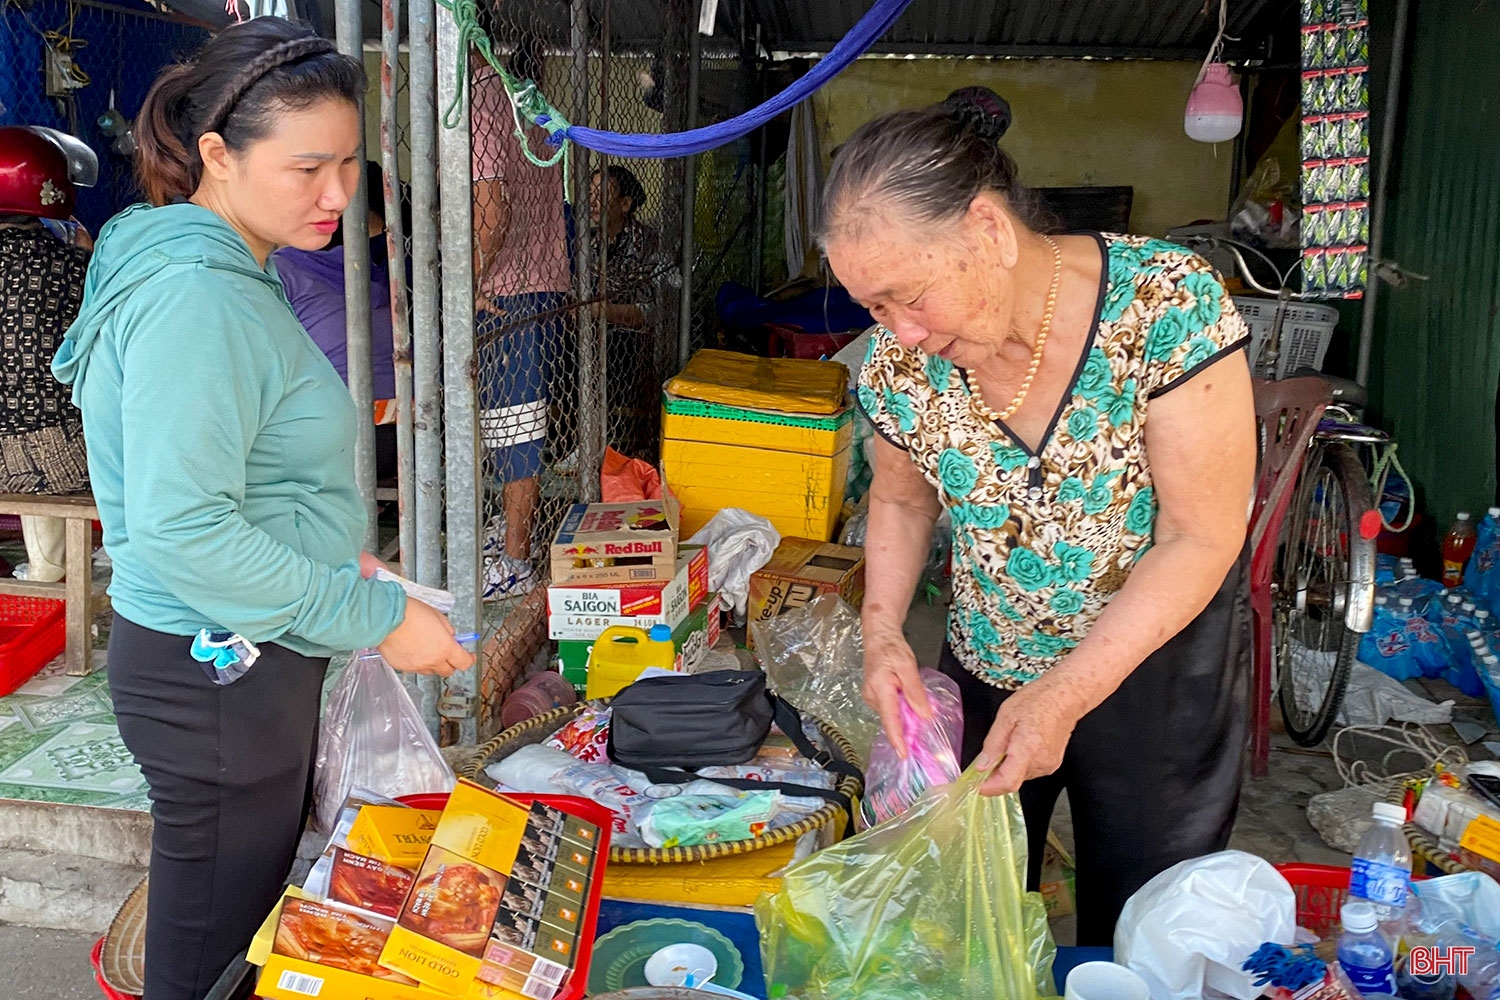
top-left (99, 874), bottom-right (147, 996)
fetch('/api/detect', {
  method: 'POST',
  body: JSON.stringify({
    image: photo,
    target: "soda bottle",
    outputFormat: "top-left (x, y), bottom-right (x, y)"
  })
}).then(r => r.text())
top-left (1350, 801), bottom-right (1412, 919)
top-left (1338, 900), bottom-right (1398, 995)
top-left (1442, 512), bottom-right (1478, 586)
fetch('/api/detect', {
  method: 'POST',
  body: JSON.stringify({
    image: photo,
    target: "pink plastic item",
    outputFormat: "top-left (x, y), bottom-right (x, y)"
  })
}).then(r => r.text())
top-left (861, 669), bottom-right (964, 827)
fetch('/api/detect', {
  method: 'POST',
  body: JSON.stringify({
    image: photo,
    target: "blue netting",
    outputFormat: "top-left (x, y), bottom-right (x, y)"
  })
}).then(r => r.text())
top-left (0, 0), bottom-right (208, 232)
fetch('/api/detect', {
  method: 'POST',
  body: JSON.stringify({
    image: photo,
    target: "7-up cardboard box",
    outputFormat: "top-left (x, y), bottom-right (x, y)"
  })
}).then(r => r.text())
top-left (556, 595), bottom-right (721, 691)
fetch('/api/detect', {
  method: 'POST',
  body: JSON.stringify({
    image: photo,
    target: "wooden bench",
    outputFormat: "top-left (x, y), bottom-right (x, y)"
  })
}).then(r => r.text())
top-left (0, 493), bottom-right (107, 676)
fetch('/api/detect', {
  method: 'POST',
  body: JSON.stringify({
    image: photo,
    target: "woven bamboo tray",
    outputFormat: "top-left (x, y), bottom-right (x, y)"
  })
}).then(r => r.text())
top-left (458, 699), bottom-right (864, 865)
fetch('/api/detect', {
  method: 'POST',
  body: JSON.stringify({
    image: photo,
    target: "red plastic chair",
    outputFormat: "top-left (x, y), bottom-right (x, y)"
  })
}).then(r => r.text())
top-left (1248, 377), bottom-right (1332, 778)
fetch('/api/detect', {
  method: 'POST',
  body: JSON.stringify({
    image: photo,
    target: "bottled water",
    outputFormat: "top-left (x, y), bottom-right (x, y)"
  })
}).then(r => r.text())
top-left (1349, 801), bottom-right (1411, 919)
top-left (1338, 900), bottom-right (1398, 995)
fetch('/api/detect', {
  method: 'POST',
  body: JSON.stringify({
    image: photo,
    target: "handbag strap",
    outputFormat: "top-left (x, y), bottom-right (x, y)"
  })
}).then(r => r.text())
top-left (637, 692), bottom-right (864, 839)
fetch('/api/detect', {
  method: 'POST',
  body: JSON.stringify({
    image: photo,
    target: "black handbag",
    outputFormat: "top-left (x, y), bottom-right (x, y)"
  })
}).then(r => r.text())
top-left (606, 669), bottom-right (864, 837)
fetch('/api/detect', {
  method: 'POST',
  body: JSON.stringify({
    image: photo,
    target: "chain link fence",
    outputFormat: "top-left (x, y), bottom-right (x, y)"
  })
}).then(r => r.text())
top-left (460, 0), bottom-right (767, 735)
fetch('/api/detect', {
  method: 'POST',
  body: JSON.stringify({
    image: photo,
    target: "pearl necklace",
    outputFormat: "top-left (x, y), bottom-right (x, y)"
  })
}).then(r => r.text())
top-left (965, 235), bottom-right (1063, 423)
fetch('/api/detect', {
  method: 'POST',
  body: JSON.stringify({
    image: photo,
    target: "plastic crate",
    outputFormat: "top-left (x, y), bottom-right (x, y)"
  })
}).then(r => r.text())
top-left (1276, 862), bottom-right (1429, 938)
top-left (0, 596), bottom-right (66, 697)
top-left (1232, 296), bottom-right (1339, 380)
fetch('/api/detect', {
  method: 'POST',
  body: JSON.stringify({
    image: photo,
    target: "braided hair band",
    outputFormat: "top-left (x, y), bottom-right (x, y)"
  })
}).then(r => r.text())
top-left (202, 35), bottom-right (339, 136)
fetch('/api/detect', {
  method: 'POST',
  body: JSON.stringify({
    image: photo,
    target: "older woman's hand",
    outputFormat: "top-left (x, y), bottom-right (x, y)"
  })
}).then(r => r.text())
top-left (974, 673), bottom-right (1091, 796)
top-left (862, 626), bottom-right (933, 756)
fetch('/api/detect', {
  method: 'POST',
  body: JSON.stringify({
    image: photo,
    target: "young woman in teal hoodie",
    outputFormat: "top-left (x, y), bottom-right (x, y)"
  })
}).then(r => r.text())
top-left (51, 18), bottom-right (473, 999)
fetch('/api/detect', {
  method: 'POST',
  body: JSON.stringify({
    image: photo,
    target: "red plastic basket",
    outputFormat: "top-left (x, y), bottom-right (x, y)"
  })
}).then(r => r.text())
top-left (0, 595), bottom-right (65, 697)
top-left (1276, 862), bottom-right (1428, 938)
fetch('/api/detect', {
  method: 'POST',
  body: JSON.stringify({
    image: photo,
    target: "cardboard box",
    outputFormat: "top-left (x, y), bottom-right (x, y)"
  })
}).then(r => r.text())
top-left (556, 594), bottom-right (721, 690)
top-left (746, 538), bottom-right (865, 635)
top-left (326, 848), bottom-right (417, 920)
top-left (548, 500), bottom-right (678, 586)
top-left (1038, 831), bottom-right (1076, 919)
top-left (250, 888), bottom-right (528, 1000)
top-left (347, 806), bottom-right (442, 870)
top-left (546, 546), bottom-right (708, 640)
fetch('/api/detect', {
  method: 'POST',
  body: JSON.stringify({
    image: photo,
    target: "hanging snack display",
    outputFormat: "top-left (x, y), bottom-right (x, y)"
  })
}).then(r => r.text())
top-left (1300, 0), bottom-right (1371, 299)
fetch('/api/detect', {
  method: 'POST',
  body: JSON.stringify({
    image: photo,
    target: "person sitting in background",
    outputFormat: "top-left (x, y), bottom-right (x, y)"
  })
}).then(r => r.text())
top-left (0, 126), bottom-right (96, 582)
top-left (275, 160), bottom-right (401, 480)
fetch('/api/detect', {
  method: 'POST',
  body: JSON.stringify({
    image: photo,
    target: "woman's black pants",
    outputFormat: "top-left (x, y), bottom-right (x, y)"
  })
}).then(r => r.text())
top-left (107, 615), bottom-right (329, 1000)
top-left (939, 554), bottom-right (1249, 947)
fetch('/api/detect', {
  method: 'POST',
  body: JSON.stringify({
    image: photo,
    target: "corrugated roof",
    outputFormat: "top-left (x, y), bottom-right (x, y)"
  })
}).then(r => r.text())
top-left (321, 0), bottom-right (1296, 58)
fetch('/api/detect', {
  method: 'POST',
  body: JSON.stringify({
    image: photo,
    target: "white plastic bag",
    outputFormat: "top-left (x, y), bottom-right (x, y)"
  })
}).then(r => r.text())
top-left (1114, 850), bottom-right (1296, 1000)
top-left (312, 650), bottom-right (454, 833)
top-left (686, 508), bottom-right (780, 622)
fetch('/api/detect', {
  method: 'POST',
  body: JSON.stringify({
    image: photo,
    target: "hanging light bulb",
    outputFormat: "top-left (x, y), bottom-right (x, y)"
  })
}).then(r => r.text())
top-left (1185, 0), bottom-right (1243, 143)
top-left (1185, 63), bottom-right (1243, 143)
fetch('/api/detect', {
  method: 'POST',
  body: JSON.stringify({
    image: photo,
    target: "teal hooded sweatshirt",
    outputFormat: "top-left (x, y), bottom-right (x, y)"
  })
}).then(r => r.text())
top-left (52, 203), bottom-right (406, 657)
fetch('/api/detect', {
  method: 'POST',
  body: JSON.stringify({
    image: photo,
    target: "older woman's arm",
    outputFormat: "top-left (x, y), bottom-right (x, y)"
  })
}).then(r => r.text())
top-left (862, 435), bottom-right (945, 751)
top-left (977, 353), bottom-right (1256, 794)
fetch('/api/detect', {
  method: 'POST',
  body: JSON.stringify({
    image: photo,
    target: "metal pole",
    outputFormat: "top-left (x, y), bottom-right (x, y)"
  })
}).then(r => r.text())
top-left (335, 0), bottom-right (377, 551)
top-left (381, 0), bottom-right (414, 580)
top-left (437, 0), bottom-right (478, 745)
top-left (409, 0), bottom-right (443, 589)
top-left (1355, 0), bottom-right (1410, 388)
top-left (572, 0), bottom-right (601, 503)
top-left (384, 0), bottom-right (438, 731)
top-left (749, 22), bottom-right (766, 294)
top-left (677, 0), bottom-right (702, 366)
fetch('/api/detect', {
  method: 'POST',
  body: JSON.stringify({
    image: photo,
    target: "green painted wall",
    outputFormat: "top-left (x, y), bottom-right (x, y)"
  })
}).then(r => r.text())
top-left (1367, 1), bottom-right (1500, 524)
top-left (812, 58), bottom-right (1236, 237)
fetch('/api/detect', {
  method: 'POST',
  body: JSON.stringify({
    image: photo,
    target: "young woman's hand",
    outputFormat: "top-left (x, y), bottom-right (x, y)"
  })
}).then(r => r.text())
top-left (377, 598), bottom-right (473, 676)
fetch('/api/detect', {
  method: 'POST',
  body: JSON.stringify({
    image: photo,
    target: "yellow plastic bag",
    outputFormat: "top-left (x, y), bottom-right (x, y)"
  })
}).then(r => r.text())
top-left (756, 766), bottom-right (1057, 999)
top-left (665, 348), bottom-right (849, 415)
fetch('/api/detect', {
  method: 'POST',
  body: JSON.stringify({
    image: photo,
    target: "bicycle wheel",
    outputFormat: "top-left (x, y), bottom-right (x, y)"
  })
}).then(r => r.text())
top-left (1274, 441), bottom-right (1373, 746)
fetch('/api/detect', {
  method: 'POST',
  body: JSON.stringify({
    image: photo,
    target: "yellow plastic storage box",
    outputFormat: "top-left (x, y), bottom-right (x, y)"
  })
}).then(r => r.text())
top-left (661, 395), bottom-right (853, 542)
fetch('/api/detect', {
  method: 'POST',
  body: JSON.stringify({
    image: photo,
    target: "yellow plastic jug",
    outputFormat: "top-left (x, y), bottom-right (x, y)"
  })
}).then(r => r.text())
top-left (585, 624), bottom-right (677, 699)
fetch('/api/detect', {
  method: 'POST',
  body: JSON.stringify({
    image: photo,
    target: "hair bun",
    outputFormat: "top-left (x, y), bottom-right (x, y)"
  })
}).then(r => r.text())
top-left (943, 86), bottom-right (1012, 144)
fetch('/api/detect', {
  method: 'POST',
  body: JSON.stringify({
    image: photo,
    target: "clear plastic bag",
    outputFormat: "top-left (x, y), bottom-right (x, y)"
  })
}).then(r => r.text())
top-left (751, 594), bottom-right (881, 758)
top-left (312, 650), bottom-right (455, 833)
top-left (757, 766), bottom-right (1057, 1000)
top-left (861, 669), bottom-right (964, 827)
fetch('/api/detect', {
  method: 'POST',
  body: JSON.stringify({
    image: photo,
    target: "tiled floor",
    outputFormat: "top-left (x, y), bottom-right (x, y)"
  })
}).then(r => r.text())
top-left (0, 654), bottom-right (148, 809)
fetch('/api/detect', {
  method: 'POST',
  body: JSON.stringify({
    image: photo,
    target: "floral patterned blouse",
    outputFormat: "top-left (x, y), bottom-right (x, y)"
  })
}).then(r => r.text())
top-left (858, 234), bottom-right (1250, 689)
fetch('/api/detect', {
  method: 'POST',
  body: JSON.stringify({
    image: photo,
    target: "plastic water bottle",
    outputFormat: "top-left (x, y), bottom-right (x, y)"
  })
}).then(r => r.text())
top-left (1473, 507), bottom-right (1500, 606)
top-left (1339, 900), bottom-right (1398, 995)
top-left (1443, 513), bottom-right (1478, 586)
top-left (1350, 801), bottom-right (1411, 919)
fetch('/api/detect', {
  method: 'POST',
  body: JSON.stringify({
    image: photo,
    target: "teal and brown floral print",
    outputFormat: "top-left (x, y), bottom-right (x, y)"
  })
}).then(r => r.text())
top-left (858, 234), bottom-right (1249, 689)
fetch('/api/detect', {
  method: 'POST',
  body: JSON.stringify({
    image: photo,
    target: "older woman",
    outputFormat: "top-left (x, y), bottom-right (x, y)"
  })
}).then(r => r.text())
top-left (822, 98), bottom-right (1256, 944)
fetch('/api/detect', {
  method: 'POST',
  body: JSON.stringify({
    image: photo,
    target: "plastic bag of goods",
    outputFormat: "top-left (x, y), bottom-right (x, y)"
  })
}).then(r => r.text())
top-left (312, 650), bottom-right (454, 833)
top-left (757, 766), bottom-right (1056, 1000)
top-left (860, 669), bottom-right (963, 827)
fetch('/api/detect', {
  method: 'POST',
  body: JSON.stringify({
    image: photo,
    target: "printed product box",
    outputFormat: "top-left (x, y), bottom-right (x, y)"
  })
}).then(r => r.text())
top-left (346, 806), bottom-right (442, 870)
top-left (746, 538), bottom-right (865, 642)
top-left (250, 888), bottom-right (528, 1000)
top-left (556, 594), bottom-right (721, 690)
top-left (548, 500), bottom-right (679, 586)
top-left (380, 783), bottom-right (602, 1000)
top-left (326, 848), bottom-right (417, 920)
top-left (546, 546), bottom-right (708, 640)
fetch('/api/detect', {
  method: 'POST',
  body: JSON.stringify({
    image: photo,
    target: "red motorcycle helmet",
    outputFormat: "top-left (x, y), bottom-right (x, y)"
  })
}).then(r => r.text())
top-left (0, 126), bottom-right (98, 220)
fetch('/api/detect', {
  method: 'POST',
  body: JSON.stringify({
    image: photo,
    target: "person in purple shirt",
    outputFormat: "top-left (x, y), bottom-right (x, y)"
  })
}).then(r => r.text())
top-left (275, 161), bottom-right (399, 479)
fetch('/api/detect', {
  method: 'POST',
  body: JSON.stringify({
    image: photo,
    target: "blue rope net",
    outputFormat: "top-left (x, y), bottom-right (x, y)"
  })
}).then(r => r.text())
top-left (439, 0), bottom-right (916, 160)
